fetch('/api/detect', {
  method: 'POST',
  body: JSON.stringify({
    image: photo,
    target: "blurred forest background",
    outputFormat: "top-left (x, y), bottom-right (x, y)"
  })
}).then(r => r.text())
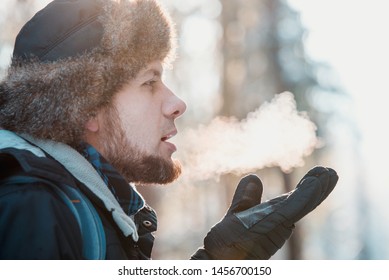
top-left (1, 0), bottom-right (388, 259)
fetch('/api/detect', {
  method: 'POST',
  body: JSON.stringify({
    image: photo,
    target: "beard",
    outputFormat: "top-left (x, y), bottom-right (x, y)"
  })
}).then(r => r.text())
top-left (96, 106), bottom-right (182, 185)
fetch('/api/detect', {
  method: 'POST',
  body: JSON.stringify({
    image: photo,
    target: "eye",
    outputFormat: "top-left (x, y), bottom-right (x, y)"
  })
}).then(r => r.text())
top-left (143, 79), bottom-right (157, 87)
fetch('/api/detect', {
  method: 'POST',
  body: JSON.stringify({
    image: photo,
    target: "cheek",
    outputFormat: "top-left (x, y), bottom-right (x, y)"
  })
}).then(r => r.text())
top-left (119, 113), bottom-right (158, 150)
top-left (113, 94), bottom-right (162, 152)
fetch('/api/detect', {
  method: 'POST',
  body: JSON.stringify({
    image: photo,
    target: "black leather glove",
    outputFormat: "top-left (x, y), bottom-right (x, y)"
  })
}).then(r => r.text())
top-left (191, 166), bottom-right (338, 260)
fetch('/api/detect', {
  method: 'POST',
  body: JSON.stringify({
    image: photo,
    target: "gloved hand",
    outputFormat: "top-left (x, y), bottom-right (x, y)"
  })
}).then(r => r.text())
top-left (191, 166), bottom-right (338, 260)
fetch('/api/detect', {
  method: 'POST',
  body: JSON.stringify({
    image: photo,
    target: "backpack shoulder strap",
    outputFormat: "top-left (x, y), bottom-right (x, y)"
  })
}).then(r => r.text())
top-left (59, 179), bottom-right (107, 260)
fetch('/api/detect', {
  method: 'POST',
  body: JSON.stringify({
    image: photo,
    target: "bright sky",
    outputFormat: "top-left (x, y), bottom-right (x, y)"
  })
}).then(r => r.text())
top-left (288, 0), bottom-right (389, 158)
top-left (287, 1), bottom-right (389, 166)
top-left (288, 0), bottom-right (389, 258)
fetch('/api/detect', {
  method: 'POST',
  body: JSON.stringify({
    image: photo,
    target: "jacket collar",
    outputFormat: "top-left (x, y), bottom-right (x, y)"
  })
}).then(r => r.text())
top-left (0, 130), bottom-right (141, 242)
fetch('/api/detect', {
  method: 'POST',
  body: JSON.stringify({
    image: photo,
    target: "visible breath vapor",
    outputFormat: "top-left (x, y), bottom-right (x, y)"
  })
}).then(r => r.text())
top-left (175, 92), bottom-right (320, 182)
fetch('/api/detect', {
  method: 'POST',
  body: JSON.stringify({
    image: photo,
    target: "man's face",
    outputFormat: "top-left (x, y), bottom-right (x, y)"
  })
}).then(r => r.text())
top-left (89, 60), bottom-right (187, 184)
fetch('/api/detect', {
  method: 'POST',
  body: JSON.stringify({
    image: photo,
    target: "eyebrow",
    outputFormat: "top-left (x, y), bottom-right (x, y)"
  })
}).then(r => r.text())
top-left (142, 68), bottom-right (162, 79)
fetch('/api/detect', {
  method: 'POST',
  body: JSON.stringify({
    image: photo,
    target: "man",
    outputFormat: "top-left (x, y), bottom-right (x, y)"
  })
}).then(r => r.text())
top-left (0, 0), bottom-right (338, 260)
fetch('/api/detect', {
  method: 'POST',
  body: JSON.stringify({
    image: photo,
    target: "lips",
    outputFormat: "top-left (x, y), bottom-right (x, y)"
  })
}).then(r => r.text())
top-left (161, 130), bottom-right (177, 153)
top-left (161, 130), bottom-right (177, 142)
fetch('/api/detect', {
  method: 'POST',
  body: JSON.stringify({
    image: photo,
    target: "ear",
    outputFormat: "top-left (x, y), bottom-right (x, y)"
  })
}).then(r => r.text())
top-left (85, 117), bottom-right (100, 132)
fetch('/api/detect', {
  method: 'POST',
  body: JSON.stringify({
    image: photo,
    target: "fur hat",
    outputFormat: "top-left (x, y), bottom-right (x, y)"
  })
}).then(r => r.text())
top-left (0, 0), bottom-right (176, 145)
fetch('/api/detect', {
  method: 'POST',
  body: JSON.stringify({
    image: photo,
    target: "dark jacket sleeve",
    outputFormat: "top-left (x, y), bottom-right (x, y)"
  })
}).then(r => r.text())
top-left (0, 182), bottom-right (84, 259)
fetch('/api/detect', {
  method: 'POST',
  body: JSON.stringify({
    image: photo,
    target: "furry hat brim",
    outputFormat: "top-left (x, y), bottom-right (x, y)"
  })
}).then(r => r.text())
top-left (0, 0), bottom-right (176, 145)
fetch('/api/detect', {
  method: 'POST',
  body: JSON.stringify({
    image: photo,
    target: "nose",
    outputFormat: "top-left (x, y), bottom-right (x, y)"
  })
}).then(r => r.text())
top-left (164, 87), bottom-right (187, 119)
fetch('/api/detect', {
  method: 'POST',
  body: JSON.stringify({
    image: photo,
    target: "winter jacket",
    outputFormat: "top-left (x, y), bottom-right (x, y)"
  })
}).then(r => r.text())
top-left (0, 130), bottom-right (156, 259)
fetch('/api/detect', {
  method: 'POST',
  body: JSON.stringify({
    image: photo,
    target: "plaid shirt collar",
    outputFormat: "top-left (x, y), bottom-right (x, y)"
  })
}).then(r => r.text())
top-left (78, 142), bottom-right (145, 216)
